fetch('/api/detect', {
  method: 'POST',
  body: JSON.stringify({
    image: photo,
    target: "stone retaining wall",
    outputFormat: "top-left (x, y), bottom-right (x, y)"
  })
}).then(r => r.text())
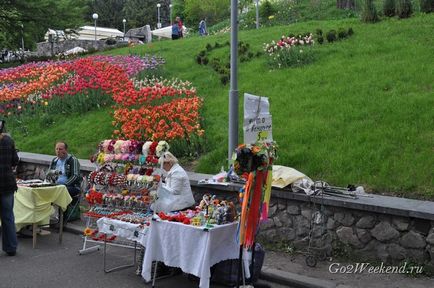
top-left (17, 152), bottom-right (434, 270)
top-left (36, 39), bottom-right (126, 57)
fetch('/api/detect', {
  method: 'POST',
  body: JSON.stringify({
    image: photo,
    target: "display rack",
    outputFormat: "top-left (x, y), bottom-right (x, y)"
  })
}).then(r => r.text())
top-left (79, 140), bottom-right (168, 273)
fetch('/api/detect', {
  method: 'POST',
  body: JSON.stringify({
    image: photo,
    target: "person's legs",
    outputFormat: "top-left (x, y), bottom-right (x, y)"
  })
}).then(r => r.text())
top-left (0, 192), bottom-right (18, 255)
top-left (64, 186), bottom-right (81, 222)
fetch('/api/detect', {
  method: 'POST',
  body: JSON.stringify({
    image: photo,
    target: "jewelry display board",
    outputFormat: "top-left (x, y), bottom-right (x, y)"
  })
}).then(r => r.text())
top-left (79, 140), bottom-right (169, 273)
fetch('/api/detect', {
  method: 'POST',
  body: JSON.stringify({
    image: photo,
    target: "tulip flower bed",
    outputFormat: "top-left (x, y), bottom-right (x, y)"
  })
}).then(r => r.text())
top-left (0, 54), bottom-right (204, 155)
top-left (263, 33), bottom-right (315, 68)
top-left (112, 76), bottom-right (204, 142)
top-left (0, 55), bottom-right (164, 116)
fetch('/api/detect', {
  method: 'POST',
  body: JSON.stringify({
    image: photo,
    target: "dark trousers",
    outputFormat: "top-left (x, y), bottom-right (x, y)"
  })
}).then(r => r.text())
top-left (66, 185), bottom-right (80, 205)
top-left (0, 192), bottom-right (17, 253)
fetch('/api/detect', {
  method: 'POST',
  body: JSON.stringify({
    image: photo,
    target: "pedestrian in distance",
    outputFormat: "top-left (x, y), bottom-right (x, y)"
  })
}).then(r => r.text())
top-left (0, 120), bottom-right (19, 256)
top-left (171, 19), bottom-right (180, 40)
top-left (176, 16), bottom-right (183, 38)
top-left (199, 18), bottom-right (208, 36)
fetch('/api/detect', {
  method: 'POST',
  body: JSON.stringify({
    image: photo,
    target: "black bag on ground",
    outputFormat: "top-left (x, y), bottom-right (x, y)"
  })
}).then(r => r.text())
top-left (210, 243), bottom-right (265, 286)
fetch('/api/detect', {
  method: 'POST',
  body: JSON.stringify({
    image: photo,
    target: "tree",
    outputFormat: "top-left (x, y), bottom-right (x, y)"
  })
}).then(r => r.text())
top-left (383, 0), bottom-right (396, 17)
top-left (361, 0), bottom-right (378, 23)
top-left (396, 0), bottom-right (412, 18)
top-left (336, 0), bottom-right (356, 10)
top-left (184, 0), bottom-right (230, 27)
top-left (122, 0), bottom-right (171, 30)
top-left (0, 0), bottom-right (87, 50)
top-left (420, 0), bottom-right (434, 13)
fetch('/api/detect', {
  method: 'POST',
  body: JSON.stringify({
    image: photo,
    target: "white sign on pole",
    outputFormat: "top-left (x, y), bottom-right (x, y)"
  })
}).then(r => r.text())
top-left (243, 93), bottom-right (273, 144)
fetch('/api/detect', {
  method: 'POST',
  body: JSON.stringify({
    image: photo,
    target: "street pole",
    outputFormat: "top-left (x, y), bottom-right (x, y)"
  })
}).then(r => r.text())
top-left (256, 0), bottom-right (260, 29)
top-left (228, 0), bottom-right (239, 161)
top-left (92, 13), bottom-right (98, 41)
top-left (157, 3), bottom-right (161, 29)
top-left (169, 4), bottom-right (173, 25)
top-left (123, 19), bottom-right (126, 40)
top-left (20, 24), bottom-right (24, 51)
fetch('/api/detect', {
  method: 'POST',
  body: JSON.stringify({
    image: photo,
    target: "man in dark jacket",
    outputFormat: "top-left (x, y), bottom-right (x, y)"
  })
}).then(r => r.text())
top-left (49, 141), bottom-right (81, 220)
top-left (0, 120), bottom-right (19, 256)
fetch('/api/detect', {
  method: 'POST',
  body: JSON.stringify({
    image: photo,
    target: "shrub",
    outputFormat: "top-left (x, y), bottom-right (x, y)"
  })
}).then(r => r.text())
top-left (383, 0), bottom-right (396, 17)
top-left (326, 30), bottom-right (337, 42)
top-left (220, 74), bottom-right (229, 85)
top-left (202, 57), bottom-right (209, 65)
top-left (348, 27), bottom-right (354, 36)
top-left (396, 0), bottom-right (412, 18)
top-left (338, 28), bottom-right (348, 39)
top-left (105, 38), bottom-right (117, 45)
top-left (260, 0), bottom-right (277, 20)
top-left (420, 0), bottom-right (434, 13)
top-left (361, 0), bottom-right (379, 23)
top-left (215, 42), bottom-right (221, 48)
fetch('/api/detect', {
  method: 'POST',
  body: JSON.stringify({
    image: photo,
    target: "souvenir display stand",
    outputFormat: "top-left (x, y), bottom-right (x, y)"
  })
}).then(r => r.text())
top-left (233, 142), bottom-right (277, 287)
top-left (79, 140), bottom-right (168, 273)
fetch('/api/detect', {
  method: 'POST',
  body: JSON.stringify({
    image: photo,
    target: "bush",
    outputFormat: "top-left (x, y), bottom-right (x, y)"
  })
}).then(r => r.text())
top-left (361, 0), bottom-right (379, 23)
top-left (326, 30), bottom-right (337, 42)
top-left (260, 0), bottom-right (277, 20)
top-left (202, 57), bottom-right (209, 65)
top-left (348, 27), bottom-right (354, 36)
top-left (383, 0), bottom-right (396, 17)
top-left (105, 38), bottom-right (117, 45)
top-left (338, 28), bottom-right (348, 39)
top-left (420, 0), bottom-right (434, 13)
top-left (396, 0), bottom-right (412, 18)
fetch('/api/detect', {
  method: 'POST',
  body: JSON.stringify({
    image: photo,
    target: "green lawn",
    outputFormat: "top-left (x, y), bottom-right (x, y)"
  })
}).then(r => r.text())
top-left (10, 14), bottom-right (434, 199)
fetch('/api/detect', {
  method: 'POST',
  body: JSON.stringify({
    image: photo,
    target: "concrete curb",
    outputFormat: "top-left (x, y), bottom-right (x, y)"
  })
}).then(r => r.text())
top-left (260, 266), bottom-right (336, 288)
top-left (64, 221), bottom-right (337, 288)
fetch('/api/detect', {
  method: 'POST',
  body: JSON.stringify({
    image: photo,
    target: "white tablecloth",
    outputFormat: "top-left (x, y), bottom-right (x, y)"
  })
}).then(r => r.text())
top-left (96, 217), bottom-right (149, 246)
top-left (142, 221), bottom-right (239, 288)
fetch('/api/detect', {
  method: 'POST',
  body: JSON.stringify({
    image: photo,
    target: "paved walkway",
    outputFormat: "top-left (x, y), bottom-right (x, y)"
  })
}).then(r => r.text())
top-left (64, 219), bottom-right (434, 288)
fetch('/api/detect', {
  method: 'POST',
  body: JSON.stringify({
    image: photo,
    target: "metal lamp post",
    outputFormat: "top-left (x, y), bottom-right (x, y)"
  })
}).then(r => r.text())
top-left (255, 0), bottom-right (260, 29)
top-left (122, 19), bottom-right (126, 40)
top-left (20, 24), bottom-right (24, 51)
top-left (228, 0), bottom-right (239, 160)
top-left (169, 4), bottom-right (173, 25)
top-left (92, 13), bottom-right (98, 41)
top-left (157, 3), bottom-right (161, 29)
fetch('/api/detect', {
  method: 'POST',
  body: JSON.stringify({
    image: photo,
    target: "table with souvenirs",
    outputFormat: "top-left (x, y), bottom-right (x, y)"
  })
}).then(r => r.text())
top-left (81, 138), bottom-right (276, 286)
top-left (14, 180), bottom-right (72, 248)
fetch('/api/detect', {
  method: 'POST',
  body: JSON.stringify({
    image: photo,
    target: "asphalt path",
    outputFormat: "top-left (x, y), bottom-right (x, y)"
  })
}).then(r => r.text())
top-left (0, 230), bottom-right (286, 288)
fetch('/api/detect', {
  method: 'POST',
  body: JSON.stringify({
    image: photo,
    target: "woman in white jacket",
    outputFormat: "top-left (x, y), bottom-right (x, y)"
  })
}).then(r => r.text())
top-left (154, 152), bottom-right (195, 212)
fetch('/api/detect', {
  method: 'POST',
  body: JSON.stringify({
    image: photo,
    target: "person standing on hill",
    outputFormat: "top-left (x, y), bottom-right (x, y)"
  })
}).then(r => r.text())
top-left (171, 19), bottom-right (180, 40)
top-left (176, 16), bottom-right (183, 38)
top-left (0, 120), bottom-right (19, 256)
top-left (199, 18), bottom-right (208, 36)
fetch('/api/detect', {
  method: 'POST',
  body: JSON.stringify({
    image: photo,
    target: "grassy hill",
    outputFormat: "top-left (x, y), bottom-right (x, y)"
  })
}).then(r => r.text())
top-left (9, 13), bottom-right (434, 198)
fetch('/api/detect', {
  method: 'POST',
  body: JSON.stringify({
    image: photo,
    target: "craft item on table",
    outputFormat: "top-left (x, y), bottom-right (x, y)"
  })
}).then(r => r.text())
top-left (45, 169), bottom-right (61, 184)
top-left (233, 142), bottom-right (277, 248)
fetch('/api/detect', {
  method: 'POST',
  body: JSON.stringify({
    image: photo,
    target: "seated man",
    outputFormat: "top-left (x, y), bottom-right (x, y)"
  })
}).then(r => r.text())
top-left (49, 141), bottom-right (81, 221)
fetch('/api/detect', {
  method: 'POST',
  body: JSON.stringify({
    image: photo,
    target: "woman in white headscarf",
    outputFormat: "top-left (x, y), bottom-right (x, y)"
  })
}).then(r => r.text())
top-left (153, 152), bottom-right (195, 212)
